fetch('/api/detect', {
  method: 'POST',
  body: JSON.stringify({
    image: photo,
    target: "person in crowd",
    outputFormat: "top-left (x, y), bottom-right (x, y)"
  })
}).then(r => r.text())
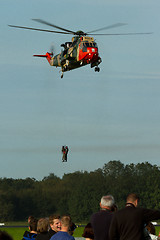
top-left (109, 193), bottom-right (160, 240)
top-left (146, 222), bottom-right (158, 240)
top-left (90, 195), bottom-right (115, 240)
top-left (111, 204), bottom-right (118, 212)
top-left (47, 214), bottom-right (61, 239)
top-left (82, 223), bottom-right (94, 240)
top-left (0, 231), bottom-right (13, 240)
top-left (36, 218), bottom-right (49, 240)
top-left (143, 223), bottom-right (152, 240)
top-left (68, 222), bottom-right (76, 236)
top-left (28, 216), bottom-right (35, 224)
top-left (22, 217), bottom-right (38, 240)
top-left (50, 215), bottom-right (75, 240)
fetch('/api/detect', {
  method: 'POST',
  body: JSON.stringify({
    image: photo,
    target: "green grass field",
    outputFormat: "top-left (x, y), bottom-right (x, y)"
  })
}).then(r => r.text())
top-left (0, 226), bottom-right (84, 240)
top-left (0, 227), bottom-right (28, 240)
top-left (155, 226), bottom-right (160, 236)
top-left (1, 225), bottom-right (160, 240)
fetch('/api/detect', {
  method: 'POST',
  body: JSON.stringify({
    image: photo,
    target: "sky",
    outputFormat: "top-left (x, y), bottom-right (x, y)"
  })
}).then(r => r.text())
top-left (0, 0), bottom-right (160, 180)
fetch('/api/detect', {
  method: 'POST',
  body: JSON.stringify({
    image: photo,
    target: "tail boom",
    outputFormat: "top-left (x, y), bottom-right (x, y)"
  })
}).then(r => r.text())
top-left (33, 52), bottom-right (52, 64)
top-left (33, 52), bottom-right (61, 67)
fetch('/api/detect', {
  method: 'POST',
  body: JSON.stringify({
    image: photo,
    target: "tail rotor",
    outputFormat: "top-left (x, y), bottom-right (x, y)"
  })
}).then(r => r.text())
top-left (50, 42), bottom-right (56, 57)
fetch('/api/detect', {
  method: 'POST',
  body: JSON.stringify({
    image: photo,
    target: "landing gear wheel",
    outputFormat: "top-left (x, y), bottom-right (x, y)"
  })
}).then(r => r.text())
top-left (61, 73), bottom-right (64, 79)
top-left (95, 67), bottom-right (100, 72)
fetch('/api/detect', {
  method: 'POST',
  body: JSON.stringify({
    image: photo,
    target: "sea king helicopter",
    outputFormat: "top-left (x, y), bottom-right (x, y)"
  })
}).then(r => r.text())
top-left (9, 19), bottom-right (152, 78)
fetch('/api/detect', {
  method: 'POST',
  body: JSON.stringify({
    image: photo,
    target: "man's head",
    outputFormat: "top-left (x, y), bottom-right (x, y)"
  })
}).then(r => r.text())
top-left (49, 214), bottom-right (61, 232)
top-left (126, 193), bottom-right (140, 207)
top-left (82, 223), bottom-right (94, 240)
top-left (28, 216), bottom-right (35, 224)
top-left (68, 222), bottom-right (76, 236)
top-left (29, 218), bottom-right (38, 232)
top-left (100, 195), bottom-right (115, 210)
top-left (37, 218), bottom-right (49, 233)
top-left (60, 215), bottom-right (71, 232)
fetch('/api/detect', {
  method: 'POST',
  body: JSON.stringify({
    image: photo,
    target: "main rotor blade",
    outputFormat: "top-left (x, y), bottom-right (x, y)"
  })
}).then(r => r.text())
top-left (8, 25), bottom-right (72, 34)
top-left (8, 24), bottom-right (153, 37)
top-left (32, 19), bottom-right (76, 35)
top-left (87, 23), bottom-right (127, 34)
top-left (87, 32), bottom-right (153, 36)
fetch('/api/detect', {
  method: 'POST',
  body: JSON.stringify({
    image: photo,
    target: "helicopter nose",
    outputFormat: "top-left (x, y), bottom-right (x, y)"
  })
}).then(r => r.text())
top-left (87, 48), bottom-right (98, 61)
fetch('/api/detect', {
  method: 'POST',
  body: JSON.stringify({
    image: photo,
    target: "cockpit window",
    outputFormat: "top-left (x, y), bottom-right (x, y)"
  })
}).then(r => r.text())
top-left (82, 42), bottom-right (98, 47)
top-left (80, 41), bottom-right (98, 52)
top-left (93, 42), bottom-right (98, 47)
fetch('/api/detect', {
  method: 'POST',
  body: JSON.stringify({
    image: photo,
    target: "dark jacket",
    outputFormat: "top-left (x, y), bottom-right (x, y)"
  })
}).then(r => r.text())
top-left (91, 209), bottom-right (114, 240)
top-left (47, 229), bottom-right (57, 239)
top-left (109, 203), bottom-right (160, 240)
top-left (36, 232), bottom-right (50, 240)
top-left (22, 231), bottom-right (37, 240)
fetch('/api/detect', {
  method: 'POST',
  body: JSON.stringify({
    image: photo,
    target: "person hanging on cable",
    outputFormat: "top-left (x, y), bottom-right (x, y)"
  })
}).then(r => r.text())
top-left (62, 146), bottom-right (69, 162)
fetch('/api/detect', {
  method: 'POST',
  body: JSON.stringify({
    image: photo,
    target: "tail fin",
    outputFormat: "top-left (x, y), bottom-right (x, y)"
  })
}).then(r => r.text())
top-left (33, 52), bottom-right (53, 64)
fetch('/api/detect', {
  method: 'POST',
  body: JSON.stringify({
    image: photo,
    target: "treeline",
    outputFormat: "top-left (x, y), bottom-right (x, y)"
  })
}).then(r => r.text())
top-left (1, 161), bottom-right (160, 222)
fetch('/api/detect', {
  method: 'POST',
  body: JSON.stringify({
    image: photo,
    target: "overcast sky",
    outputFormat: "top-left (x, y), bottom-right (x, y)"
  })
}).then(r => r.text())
top-left (0, 0), bottom-right (160, 180)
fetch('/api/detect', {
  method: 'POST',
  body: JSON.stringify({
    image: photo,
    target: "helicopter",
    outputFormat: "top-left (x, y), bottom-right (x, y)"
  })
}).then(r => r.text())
top-left (8, 19), bottom-right (152, 78)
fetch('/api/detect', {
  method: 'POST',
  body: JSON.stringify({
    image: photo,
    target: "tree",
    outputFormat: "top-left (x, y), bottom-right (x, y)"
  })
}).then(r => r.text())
top-left (0, 161), bottom-right (160, 221)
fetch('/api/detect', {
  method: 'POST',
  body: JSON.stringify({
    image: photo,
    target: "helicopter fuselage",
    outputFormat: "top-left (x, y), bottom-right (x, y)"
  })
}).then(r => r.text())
top-left (45, 36), bottom-right (102, 75)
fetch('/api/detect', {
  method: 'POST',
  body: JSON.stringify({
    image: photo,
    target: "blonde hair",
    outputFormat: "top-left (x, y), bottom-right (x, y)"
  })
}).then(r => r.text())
top-left (61, 215), bottom-right (71, 228)
top-left (37, 218), bottom-right (49, 233)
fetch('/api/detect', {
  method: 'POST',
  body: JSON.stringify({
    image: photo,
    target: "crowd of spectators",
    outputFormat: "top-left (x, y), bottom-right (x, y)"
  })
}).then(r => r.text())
top-left (91, 193), bottom-right (160, 240)
top-left (2, 193), bottom-right (160, 240)
top-left (21, 214), bottom-right (76, 240)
